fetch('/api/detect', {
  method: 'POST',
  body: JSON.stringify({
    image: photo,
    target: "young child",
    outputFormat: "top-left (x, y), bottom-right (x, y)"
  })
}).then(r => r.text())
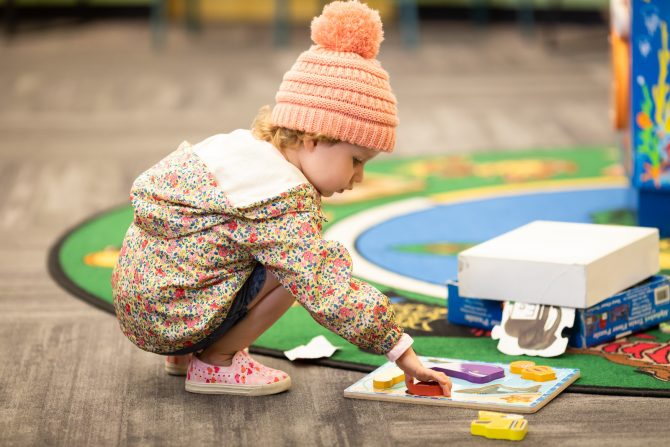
top-left (112, 0), bottom-right (452, 396)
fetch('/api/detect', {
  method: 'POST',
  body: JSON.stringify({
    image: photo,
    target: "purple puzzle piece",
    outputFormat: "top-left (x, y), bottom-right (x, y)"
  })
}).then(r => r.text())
top-left (431, 363), bottom-right (505, 384)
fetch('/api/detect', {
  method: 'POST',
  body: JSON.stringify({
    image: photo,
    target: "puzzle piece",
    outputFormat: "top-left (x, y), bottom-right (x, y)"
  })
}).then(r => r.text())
top-left (492, 301), bottom-right (575, 357)
top-left (520, 365), bottom-right (556, 382)
top-left (430, 362), bottom-right (504, 383)
top-left (509, 361), bottom-right (556, 382)
top-left (405, 378), bottom-right (444, 397)
top-left (510, 360), bottom-right (536, 374)
top-left (471, 411), bottom-right (528, 441)
top-left (373, 367), bottom-right (405, 389)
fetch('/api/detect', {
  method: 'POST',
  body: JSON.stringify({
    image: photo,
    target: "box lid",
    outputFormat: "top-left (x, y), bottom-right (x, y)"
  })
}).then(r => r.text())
top-left (457, 221), bottom-right (660, 307)
top-left (459, 221), bottom-right (657, 265)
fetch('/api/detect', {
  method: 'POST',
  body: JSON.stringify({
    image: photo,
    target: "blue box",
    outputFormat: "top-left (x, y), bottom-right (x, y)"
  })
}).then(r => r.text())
top-left (570, 274), bottom-right (670, 348)
top-left (446, 280), bottom-right (502, 330)
top-left (638, 188), bottom-right (670, 238)
top-left (447, 276), bottom-right (670, 348)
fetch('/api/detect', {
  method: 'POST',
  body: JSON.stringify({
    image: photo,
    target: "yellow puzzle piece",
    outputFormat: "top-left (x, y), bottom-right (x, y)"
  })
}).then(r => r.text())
top-left (509, 360), bottom-right (536, 374)
top-left (520, 365), bottom-right (556, 382)
top-left (372, 367), bottom-right (405, 389)
top-left (471, 411), bottom-right (528, 441)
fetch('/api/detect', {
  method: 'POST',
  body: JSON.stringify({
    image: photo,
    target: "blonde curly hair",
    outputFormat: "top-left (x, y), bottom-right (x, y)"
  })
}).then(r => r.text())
top-left (251, 105), bottom-right (339, 151)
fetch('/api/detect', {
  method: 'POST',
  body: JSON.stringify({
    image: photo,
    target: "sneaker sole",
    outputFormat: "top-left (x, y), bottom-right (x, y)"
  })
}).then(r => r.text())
top-left (185, 377), bottom-right (291, 396)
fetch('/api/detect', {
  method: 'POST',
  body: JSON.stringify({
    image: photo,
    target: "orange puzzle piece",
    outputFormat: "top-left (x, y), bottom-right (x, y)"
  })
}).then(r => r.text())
top-left (510, 360), bottom-right (536, 374)
top-left (520, 365), bottom-right (556, 382)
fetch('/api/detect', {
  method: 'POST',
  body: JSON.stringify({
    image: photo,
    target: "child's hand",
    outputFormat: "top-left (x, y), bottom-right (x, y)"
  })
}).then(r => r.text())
top-left (395, 347), bottom-right (452, 397)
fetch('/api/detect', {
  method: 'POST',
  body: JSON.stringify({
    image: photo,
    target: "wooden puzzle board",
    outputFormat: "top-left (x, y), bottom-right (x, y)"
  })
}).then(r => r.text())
top-left (344, 357), bottom-right (580, 413)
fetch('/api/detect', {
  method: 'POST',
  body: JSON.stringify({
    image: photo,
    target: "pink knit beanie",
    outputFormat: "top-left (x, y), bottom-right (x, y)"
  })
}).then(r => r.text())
top-left (271, 0), bottom-right (398, 152)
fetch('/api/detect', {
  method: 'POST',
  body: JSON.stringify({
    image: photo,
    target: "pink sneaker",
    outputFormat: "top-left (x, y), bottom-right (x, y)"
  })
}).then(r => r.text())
top-left (164, 354), bottom-right (192, 376)
top-left (185, 351), bottom-right (291, 395)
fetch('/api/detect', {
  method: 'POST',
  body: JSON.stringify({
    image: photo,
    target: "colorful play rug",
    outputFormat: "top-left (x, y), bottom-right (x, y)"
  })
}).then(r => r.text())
top-left (49, 147), bottom-right (670, 397)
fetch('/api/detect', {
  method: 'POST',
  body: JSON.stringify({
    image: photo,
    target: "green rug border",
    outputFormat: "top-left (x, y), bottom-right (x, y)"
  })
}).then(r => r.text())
top-left (48, 205), bottom-right (123, 315)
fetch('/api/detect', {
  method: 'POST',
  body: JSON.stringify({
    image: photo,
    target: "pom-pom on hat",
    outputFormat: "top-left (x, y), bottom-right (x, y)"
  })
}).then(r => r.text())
top-left (271, 0), bottom-right (398, 152)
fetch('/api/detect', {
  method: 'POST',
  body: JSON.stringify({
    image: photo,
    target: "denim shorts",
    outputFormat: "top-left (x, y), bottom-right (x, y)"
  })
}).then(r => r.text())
top-left (165, 264), bottom-right (267, 355)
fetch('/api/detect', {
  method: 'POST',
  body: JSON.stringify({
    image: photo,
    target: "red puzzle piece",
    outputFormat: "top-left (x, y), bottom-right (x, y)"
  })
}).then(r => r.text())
top-left (405, 377), bottom-right (444, 397)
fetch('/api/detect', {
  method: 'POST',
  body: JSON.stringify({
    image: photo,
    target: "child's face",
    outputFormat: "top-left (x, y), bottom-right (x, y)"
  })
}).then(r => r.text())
top-left (297, 139), bottom-right (379, 197)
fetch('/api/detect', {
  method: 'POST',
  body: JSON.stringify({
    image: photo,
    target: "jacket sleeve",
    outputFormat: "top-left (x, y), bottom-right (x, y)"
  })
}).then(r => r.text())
top-left (221, 204), bottom-right (404, 355)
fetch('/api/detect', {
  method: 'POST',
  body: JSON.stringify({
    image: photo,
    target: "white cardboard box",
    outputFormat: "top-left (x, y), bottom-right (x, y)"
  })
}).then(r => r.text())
top-left (457, 221), bottom-right (659, 308)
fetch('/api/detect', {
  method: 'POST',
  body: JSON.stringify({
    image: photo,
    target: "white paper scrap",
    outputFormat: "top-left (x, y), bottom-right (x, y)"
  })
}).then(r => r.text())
top-left (284, 335), bottom-right (339, 361)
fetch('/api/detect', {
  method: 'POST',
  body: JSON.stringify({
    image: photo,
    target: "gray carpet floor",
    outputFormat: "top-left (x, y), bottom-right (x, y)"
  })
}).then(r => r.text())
top-left (1, 14), bottom-right (669, 446)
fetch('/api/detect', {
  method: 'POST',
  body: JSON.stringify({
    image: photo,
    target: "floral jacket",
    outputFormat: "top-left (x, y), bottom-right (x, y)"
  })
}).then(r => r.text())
top-left (112, 130), bottom-right (404, 355)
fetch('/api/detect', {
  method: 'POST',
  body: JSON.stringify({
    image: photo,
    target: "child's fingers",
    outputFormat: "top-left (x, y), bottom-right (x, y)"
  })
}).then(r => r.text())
top-left (427, 370), bottom-right (452, 397)
top-left (438, 377), bottom-right (452, 397)
top-left (437, 375), bottom-right (452, 397)
top-left (410, 368), bottom-right (452, 397)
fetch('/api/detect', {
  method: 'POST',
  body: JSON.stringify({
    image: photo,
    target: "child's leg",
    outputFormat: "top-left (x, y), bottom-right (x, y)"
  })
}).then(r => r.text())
top-left (198, 271), bottom-right (294, 366)
top-left (185, 271), bottom-right (294, 395)
top-left (164, 353), bottom-right (193, 375)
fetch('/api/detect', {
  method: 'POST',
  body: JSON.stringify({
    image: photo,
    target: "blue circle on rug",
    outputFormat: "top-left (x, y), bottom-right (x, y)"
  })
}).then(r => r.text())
top-left (355, 187), bottom-right (637, 285)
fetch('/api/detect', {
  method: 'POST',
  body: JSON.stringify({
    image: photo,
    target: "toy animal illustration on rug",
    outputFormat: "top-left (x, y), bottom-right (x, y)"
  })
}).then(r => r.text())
top-left (385, 291), bottom-right (491, 338)
top-left (492, 302), bottom-right (575, 357)
top-left (569, 333), bottom-right (670, 381)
